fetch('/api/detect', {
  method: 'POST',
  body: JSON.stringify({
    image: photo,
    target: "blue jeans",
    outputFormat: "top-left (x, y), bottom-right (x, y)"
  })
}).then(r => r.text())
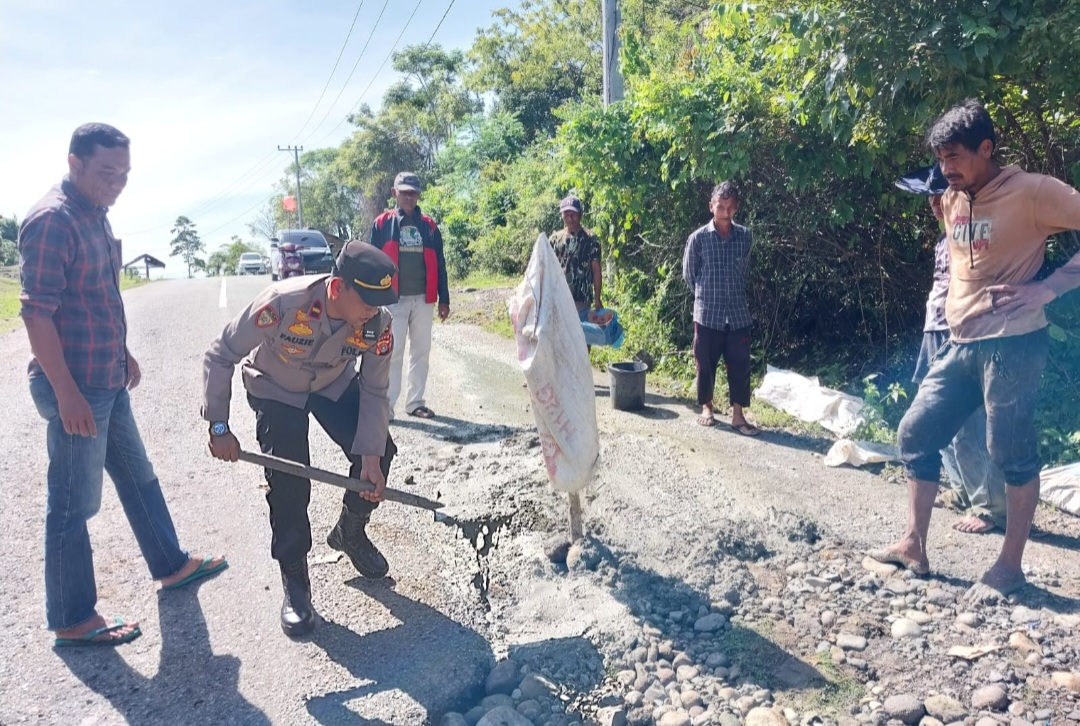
top-left (29, 377), bottom-right (188, 630)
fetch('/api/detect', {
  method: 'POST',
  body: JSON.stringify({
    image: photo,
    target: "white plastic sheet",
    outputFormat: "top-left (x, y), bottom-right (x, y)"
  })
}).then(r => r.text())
top-left (1041, 462), bottom-right (1080, 516)
top-left (753, 365), bottom-right (866, 437)
top-left (507, 234), bottom-right (599, 494)
top-left (823, 439), bottom-right (900, 467)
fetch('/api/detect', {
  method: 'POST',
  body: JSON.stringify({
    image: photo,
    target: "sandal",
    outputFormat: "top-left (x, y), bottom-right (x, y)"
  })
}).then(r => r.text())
top-left (408, 406), bottom-right (435, 419)
top-left (162, 555), bottom-right (229, 591)
top-left (54, 618), bottom-right (142, 648)
top-left (730, 422), bottom-right (761, 437)
top-left (696, 413), bottom-right (716, 427)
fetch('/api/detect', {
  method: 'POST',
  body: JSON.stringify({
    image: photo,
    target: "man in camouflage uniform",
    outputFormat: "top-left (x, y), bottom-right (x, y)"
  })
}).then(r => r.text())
top-left (201, 241), bottom-right (398, 637)
top-left (549, 194), bottom-right (603, 315)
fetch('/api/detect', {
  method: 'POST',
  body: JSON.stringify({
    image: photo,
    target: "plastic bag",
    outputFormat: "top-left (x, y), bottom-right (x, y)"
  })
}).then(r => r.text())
top-left (579, 307), bottom-right (624, 348)
top-left (1041, 462), bottom-right (1080, 516)
top-left (507, 234), bottom-right (600, 493)
top-left (753, 365), bottom-right (866, 437)
top-left (823, 439), bottom-right (900, 467)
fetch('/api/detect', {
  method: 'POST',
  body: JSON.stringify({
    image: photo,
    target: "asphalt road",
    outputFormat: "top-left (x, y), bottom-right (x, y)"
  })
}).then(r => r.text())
top-left (0, 276), bottom-right (494, 726)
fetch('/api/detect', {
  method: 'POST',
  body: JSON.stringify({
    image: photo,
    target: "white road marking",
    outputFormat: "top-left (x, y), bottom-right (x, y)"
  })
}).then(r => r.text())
top-left (219, 276), bottom-right (227, 308)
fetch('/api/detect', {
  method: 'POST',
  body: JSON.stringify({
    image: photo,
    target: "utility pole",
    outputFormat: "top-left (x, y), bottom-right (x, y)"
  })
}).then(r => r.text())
top-left (278, 145), bottom-right (305, 228)
top-left (602, 0), bottom-right (623, 106)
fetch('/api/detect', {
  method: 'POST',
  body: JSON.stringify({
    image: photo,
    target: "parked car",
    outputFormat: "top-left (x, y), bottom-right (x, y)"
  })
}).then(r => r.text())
top-left (270, 229), bottom-right (334, 278)
top-left (236, 251), bottom-right (267, 275)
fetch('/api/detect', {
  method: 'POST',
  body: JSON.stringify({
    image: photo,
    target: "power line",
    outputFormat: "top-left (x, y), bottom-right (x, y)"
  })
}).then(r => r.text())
top-left (292, 0), bottom-right (367, 140)
top-left (198, 192), bottom-right (280, 240)
top-left (126, 150), bottom-right (282, 235)
top-left (303, 0), bottom-right (393, 144)
top-left (423, 0), bottom-right (457, 46)
top-left (312, 0), bottom-right (428, 146)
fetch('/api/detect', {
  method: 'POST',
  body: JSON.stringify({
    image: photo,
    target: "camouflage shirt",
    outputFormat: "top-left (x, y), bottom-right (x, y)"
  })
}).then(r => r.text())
top-left (549, 227), bottom-right (601, 304)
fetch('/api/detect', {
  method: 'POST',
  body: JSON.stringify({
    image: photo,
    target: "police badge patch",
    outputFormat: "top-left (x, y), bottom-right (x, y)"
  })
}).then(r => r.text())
top-left (288, 322), bottom-right (313, 336)
top-left (374, 326), bottom-right (393, 356)
top-left (255, 305), bottom-right (280, 328)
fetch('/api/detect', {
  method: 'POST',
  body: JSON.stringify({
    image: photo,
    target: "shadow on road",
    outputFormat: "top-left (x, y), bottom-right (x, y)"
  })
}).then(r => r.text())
top-left (57, 584), bottom-right (268, 726)
top-left (305, 577), bottom-right (493, 726)
top-left (593, 385), bottom-right (680, 420)
top-left (391, 415), bottom-right (526, 445)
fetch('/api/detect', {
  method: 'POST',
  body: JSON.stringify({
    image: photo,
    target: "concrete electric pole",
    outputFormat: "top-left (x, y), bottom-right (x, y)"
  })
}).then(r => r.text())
top-left (602, 0), bottom-right (623, 106)
top-left (278, 145), bottom-right (305, 228)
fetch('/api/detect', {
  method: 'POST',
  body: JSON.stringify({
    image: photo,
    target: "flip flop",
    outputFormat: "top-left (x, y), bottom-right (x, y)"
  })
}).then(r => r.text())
top-left (408, 406), bottom-right (435, 419)
top-left (696, 413), bottom-right (716, 427)
top-left (866, 548), bottom-right (930, 576)
top-left (730, 422), bottom-right (761, 437)
top-left (54, 618), bottom-right (142, 648)
top-left (162, 556), bottom-right (229, 591)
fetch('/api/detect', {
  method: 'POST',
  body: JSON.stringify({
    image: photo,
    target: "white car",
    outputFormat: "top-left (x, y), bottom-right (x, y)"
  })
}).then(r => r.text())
top-left (236, 252), bottom-right (267, 275)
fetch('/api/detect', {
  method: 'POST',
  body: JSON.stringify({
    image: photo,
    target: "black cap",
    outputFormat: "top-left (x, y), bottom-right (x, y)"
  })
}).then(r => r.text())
top-left (895, 164), bottom-right (948, 195)
top-left (394, 171), bottom-right (421, 192)
top-left (335, 241), bottom-right (399, 306)
top-left (559, 194), bottom-right (583, 214)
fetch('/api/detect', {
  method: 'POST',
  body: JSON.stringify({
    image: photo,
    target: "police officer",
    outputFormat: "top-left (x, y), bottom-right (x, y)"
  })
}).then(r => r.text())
top-left (201, 241), bottom-right (398, 637)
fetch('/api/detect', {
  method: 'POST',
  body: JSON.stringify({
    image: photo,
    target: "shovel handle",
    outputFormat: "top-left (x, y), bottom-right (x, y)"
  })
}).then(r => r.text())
top-left (237, 450), bottom-right (444, 512)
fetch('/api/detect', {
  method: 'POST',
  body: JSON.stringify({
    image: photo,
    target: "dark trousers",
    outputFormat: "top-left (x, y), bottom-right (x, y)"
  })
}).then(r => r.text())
top-left (247, 377), bottom-right (396, 563)
top-left (693, 323), bottom-right (752, 408)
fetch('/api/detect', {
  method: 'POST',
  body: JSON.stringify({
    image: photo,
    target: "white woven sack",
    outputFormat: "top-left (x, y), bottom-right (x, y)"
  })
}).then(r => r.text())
top-left (507, 233), bottom-right (599, 493)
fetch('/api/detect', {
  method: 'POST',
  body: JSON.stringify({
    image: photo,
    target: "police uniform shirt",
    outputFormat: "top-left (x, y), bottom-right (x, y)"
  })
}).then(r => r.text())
top-left (201, 274), bottom-right (394, 457)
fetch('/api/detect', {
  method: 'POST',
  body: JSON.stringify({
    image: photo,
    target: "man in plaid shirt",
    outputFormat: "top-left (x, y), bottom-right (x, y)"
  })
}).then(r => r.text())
top-left (20, 123), bottom-right (226, 647)
top-left (682, 181), bottom-right (760, 434)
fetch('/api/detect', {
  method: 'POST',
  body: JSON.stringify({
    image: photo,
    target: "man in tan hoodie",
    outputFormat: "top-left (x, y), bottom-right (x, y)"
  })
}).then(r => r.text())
top-left (872, 99), bottom-right (1080, 601)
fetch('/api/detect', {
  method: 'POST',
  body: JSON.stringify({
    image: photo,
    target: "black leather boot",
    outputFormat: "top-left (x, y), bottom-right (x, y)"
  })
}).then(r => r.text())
top-left (279, 559), bottom-right (316, 637)
top-left (326, 506), bottom-right (389, 578)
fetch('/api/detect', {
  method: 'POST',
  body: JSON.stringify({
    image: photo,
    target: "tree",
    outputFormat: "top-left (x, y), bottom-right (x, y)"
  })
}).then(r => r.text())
top-left (247, 205), bottom-right (278, 241)
top-left (468, 0), bottom-right (602, 141)
top-left (169, 215), bottom-right (205, 278)
top-left (0, 214), bottom-right (18, 266)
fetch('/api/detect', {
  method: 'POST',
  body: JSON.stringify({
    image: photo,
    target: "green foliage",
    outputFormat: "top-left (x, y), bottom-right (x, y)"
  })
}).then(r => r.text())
top-left (468, 0), bottom-right (602, 140)
top-left (0, 215), bottom-right (17, 266)
top-left (853, 374), bottom-right (910, 445)
top-left (559, 0), bottom-right (1080, 383)
top-left (169, 215), bottom-right (205, 278)
top-left (0, 238), bottom-right (16, 266)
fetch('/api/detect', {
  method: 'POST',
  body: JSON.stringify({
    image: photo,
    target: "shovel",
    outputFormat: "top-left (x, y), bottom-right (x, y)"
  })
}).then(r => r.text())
top-left (238, 450), bottom-right (445, 513)
top-left (238, 450), bottom-right (512, 569)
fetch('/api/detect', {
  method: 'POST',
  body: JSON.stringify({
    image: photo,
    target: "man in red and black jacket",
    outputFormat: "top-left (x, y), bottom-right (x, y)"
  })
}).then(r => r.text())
top-left (368, 171), bottom-right (451, 419)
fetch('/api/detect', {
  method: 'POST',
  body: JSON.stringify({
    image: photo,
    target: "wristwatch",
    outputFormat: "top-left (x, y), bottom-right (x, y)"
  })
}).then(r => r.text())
top-left (210, 421), bottom-right (230, 437)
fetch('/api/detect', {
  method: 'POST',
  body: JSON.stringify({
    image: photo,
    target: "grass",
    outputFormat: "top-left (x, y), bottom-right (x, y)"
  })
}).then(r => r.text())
top-left (0, 278), bottom-right (20, 333)
top-left (0, 275), bottom-right (152, 333)
top-left (805, 651), bottom-right (864, 714)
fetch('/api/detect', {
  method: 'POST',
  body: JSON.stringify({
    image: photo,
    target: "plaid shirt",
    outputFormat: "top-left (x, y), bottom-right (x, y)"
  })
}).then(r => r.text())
top-left (19, 178), bottom-right (128, 388)
top-left (682, 220), bottom-right (753, 330)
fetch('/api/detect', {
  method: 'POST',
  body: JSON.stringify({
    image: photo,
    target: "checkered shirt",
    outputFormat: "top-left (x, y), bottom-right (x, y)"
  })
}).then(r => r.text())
top-left (19, 179), bottom-right (128, 388)
top-left (681, 221), bottom-right (753, 330)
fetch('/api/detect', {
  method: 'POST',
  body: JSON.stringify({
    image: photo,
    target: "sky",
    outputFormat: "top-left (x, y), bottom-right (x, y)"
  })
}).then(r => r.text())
top-left (0, 0), bottom-right (509, 277)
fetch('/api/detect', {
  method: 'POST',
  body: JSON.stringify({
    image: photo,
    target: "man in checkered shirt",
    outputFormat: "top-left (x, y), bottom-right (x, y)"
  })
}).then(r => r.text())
top-left (20, 124), bottom-right (226, 647)
top-left (681, 181), bottom-right (760, 434)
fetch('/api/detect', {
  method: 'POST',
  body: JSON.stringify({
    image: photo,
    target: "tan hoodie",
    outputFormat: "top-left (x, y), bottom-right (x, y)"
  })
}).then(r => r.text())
top-left (942, 165), bottom-right (1080, 341)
